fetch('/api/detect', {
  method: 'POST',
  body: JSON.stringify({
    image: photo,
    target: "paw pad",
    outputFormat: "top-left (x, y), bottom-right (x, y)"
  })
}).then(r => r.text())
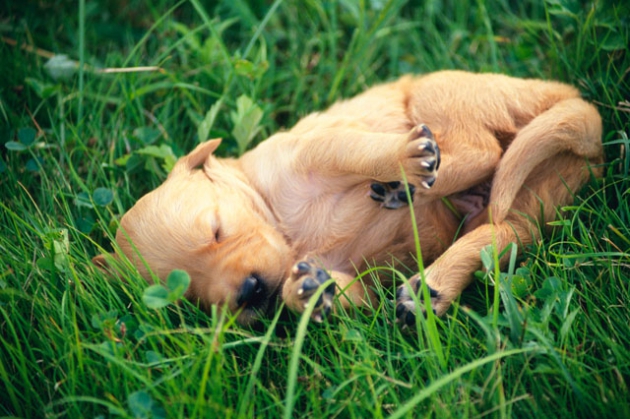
top-left (289, 259), bottom-right (335, 322)
top-left (395, 276), bottom-right (440, 327)
top-left (370, 181), bottom-right (416, 209)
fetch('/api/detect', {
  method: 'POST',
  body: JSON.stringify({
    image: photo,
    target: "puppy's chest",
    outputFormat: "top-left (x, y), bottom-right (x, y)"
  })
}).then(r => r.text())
top-left (273, 175), bottom-right (363, 228)
top-left (270, 176), bottom-right (410, 257)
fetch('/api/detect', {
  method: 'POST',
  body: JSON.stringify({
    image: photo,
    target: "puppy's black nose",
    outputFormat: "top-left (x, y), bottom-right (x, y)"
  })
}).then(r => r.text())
top-left (237, 275), bottom-right (266, 308)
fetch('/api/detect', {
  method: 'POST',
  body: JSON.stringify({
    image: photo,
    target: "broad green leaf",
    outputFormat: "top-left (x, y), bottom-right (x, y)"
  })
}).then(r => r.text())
top-left (93, 188), bottom-right (114, 206)
top-left (230, 95), bottom-right (263, 155)
top-left (44, 54), bottom-right (77, 81)
top-left (128, 390), bottom-right (166, 419)
top-left (18, 127), bottom-right (37, 146)
top-left (36, 256), bottom-right (55, 272)
top-left (75, 216), bottom-right (95, 234)
top-left (134, 324), bottom-right (155, 340)
top-left (25, 77), bottom-right (61, 99)
top-left (26, 157), bottom-right (43, 172)
top-left (91, 310), bottom-right (119, 330)
top-left (96, 340), bottom-right (123, 357)
top-left (480, 245), bottom-right (494, 271)
top-left (114, 153), bottom-right (133, 167)
top-left (38, 229), bottom-right (70, 272)
top-left (142, 285), bottom-right (170, 309)
top-left (74, 192), bottom-right (94, 209)
top-left (136, 145), bottom-right (177, 172)
top-left (511, 267), bottom-right (532, 297)
top-left (534, 276), bottom-right (562, 300)
top-left (166, 269), bottom-right (191, 301)
top-left (5, 141), bottom-right (27, 151)
top-left (144, 350), bottom-right (165, 365)
top-left (560, 309), bottom-right (579, 341)
top-left (170, 21), bottom-right (201, 50)
top-left (233, 59), bottom-right (269, 79)
top-left (133, 127), bottom-right (161, 145)
top-left (342, 328), bottom-right (363, 342)
top-left (197, 101), bottom-right (222, 143)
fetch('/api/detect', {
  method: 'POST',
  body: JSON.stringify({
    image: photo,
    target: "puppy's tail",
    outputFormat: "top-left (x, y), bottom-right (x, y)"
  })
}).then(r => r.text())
top-left (489, 97), bottom-right (603, 223)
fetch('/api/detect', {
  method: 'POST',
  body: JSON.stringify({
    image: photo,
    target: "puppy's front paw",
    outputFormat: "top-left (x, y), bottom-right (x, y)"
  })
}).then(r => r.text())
top-left (405, 124), bottom-right (440, 189)
top-left (395, 274), bottom-right (445, 327)
top-left (369, 181), bottom-right (416, 209)
top-left (283, 258), bottom-right (335, 322)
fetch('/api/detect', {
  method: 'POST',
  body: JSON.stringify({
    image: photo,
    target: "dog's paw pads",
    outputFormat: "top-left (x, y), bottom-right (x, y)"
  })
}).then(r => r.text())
top-left (369, 181), bottom-right (416, 209)
top-left (405, 124), bottom-right (440, 189)
top-left (395, 276), bottom-right (440, 327)
top-left (289, 259), bottom-right (335, 322)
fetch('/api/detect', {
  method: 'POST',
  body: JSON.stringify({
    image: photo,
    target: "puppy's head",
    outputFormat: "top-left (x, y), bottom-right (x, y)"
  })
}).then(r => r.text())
top-left (94, 139), bottom-right (294, 326)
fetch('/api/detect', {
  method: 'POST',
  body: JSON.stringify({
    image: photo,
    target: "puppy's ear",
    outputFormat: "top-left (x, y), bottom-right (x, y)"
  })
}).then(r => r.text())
top-left (171, 139), bottom-right (222, 176)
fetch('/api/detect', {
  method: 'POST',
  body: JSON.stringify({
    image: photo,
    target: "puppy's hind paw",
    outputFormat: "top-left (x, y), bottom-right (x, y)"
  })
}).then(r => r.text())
top-left (283, 258), bottom-right (335, 322)
top-left (395, 275), bottom-right (441, 328)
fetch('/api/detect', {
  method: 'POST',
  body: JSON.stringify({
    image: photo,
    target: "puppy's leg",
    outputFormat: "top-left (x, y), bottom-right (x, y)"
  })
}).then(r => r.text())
top-left (282, 257), bottom-right (375, 322)
top-left (396, 152), bottom-right (598, 324)
top-left (396, 97), bottom-right (602, 323)
top-left (489, 98), bottom-right (603, 223)
top-left (297, 124), bottom-right (441, 190)
top-left (367, 123), bottom-right (507, 204)
top-left (396, 221), bottom-right (532, 324)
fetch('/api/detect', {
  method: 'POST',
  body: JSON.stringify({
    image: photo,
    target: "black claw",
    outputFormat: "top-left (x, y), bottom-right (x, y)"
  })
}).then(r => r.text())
top-left (425, 143), bottom-right (436, 155)
top-left (396, 303), bottom-right (407, 318)
top-left (302, 277), bottom-right (319, 292)
top-left (424, 177), bottom-right (436, 188)
top-left (296, 262), bottom-right (311, 275)
top-left (435, 152), bottom-right (441, 171)
top-left (325, 281), bottom-right (336, 294)
top-left (405, 310), bottom-right (416, 326)
top-left (316, 268), bottom-right (330, 283)
top-left (418, 124), bottom-right (434, 139)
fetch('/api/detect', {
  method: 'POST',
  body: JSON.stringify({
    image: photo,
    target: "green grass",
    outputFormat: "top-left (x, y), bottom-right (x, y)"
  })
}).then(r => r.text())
top-left (1, 0), bottom-right (629, 417)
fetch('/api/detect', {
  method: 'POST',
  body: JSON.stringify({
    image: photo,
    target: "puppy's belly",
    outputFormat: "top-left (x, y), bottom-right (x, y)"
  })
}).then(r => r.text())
top-left (283, 195), bottom-right (454, 279)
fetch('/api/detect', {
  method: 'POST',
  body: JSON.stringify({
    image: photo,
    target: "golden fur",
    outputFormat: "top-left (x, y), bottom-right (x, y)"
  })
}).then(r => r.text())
top-left (93, 70), bottom-right (603, 326)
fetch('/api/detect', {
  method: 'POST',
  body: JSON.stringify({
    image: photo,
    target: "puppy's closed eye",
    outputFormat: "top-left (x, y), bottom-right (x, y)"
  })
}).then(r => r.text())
top-left (194, 212), bottom-right (222, 245)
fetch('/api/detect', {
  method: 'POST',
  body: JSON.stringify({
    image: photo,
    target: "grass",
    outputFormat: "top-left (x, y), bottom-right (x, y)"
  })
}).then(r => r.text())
top-left (1, 0), bottom-right (629, 417)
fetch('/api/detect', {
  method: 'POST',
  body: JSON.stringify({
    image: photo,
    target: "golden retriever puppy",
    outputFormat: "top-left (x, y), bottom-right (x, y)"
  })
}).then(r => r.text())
top-left (93, 70), bottom-right (603, 326)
